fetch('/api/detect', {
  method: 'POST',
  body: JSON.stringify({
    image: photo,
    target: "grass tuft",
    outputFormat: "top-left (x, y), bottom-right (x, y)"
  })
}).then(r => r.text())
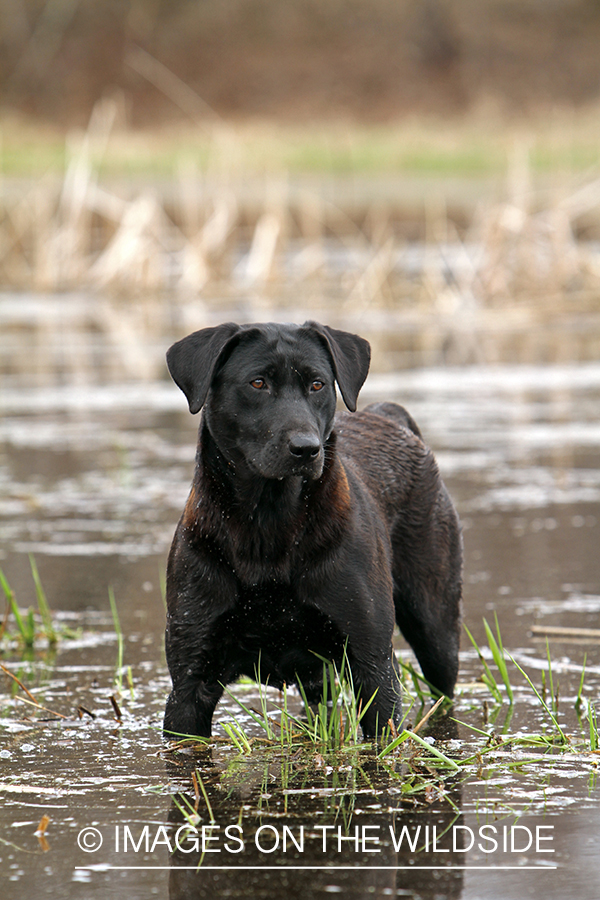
top-left (222, 646), bottom-right (388, 754)
top-left (0, 559), bottom-right (58, 649)
top-left (483, 613), bottom-right (513, 703)
top-left (29, 555), bottom-right (57, 645)
top-left (0, 568), bottom-right (34, 648)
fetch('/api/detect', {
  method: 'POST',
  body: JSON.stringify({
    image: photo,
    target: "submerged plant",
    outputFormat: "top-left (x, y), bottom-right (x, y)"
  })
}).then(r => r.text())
top-left (164, 618), bottom-right (600, 855)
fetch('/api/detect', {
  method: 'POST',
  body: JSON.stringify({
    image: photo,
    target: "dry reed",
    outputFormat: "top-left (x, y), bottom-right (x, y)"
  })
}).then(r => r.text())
top-left (1, 99), bottom-right (600, 318)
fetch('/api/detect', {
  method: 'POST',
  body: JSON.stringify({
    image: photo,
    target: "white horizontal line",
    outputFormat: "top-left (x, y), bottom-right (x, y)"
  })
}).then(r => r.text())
top-left (75, 865), bottom-right (557, 871)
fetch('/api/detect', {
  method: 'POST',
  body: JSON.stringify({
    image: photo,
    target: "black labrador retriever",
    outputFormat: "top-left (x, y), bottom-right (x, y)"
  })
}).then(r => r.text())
top-left (163, 321), bottom-right (462, 738)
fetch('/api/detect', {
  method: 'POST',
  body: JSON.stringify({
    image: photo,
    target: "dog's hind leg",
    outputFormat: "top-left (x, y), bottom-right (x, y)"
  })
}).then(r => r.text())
top-left (391, 489), bottom-right (462, 698)
top-left (393, 585), bottom-right (461, 697)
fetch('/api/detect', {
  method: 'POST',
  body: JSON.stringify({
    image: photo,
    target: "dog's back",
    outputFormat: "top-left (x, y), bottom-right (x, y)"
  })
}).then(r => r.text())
top-left (334, 403), bottom-right (433, 520)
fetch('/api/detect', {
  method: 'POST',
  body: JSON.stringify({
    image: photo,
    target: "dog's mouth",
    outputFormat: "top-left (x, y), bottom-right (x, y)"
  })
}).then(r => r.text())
top-left (247, 444), bottom-right (325, 481)
top-left (288, 455), bottom-right (324, 479)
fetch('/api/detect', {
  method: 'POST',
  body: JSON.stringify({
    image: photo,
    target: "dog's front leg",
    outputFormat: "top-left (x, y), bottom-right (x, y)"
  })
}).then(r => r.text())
top-left (164, 677), bottom-right (224, 738)
top-left (163, 544), bottom-right (237, 738)
top-left (163, 611), bottom-right (227, 738)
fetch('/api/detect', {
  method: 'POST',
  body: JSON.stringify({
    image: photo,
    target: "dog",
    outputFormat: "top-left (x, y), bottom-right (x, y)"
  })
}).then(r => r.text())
top-left (163, 321), bottom-right (462, 738)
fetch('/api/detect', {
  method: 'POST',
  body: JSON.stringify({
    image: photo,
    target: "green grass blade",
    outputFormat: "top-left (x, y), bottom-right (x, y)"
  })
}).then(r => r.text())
top-left (29, 555), bottom-right (57, 645)
top-left (222, 685), bottom-right (277, 740)
top-left (378, 728), bottom-right (460, 770)
top-left (486, 613), bottom-right (514, 703)
top-left (464, 624), bottom-right (502, 703)
top-left (0, 567), bottom-right (34, 646)
top-left (575, 654), bottom-right (587, 711)
top-left (108, 587), bottom-right (124, 692)
top-left (194, 770), bottom-right (215, 822)
top-left (508, 654), bottom-right (569, 745)
top-left (171, 793), bottom-right (200, 826)
top-left (378, 729), bottom-right (411, 758)
top-left (544, 638), bottom-right (556, 714)
top-left (396, 659), bottom-right (436, 701)
top-left (221, 721), bottom-right (252, 754)
top-left (295, 678), bottom-right (316, 731)
top-left (589, 702), bottom-right (598, 751)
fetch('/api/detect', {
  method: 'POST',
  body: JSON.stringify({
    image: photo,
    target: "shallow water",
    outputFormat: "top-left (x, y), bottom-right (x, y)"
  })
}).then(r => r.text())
top-left (1, 295), bottom-right (600, 899)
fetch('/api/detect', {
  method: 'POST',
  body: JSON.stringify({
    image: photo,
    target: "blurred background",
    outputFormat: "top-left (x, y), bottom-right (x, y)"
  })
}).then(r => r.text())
top-left (4, 0), bottom-right (600, 123)
top-left (1, 0), bottom-right (600, 381)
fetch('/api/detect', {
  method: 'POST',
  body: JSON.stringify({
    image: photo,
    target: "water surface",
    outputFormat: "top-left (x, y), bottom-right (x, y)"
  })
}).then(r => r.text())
top-left (1, 295), bottom-right (599, 899)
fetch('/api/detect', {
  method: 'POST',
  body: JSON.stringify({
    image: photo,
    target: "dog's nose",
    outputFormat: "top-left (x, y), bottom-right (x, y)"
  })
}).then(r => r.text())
top-left (288, 433), bottom-right (321, 461)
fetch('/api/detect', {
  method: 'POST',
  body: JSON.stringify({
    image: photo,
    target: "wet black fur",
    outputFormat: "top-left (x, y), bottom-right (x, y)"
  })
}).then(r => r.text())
top-left (163, 321), bottom-right (462, 738)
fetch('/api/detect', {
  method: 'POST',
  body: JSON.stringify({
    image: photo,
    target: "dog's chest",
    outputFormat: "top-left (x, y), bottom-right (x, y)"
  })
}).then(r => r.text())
top-left (223, 583), bottom-right (342, 663)
top-left (233, 583), bottom-right (306, 638)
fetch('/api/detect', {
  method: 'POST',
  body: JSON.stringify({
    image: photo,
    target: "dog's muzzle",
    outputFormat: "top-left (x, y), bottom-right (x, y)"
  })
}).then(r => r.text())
top-left (285, 432), bottom-right (323, 477)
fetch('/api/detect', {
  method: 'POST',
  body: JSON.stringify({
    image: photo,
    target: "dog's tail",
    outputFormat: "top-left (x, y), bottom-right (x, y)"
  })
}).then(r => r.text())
top-left (363, 402), bottom-right (422, 439)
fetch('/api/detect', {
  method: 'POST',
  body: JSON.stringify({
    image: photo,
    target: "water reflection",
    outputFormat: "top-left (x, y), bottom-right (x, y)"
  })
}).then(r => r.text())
top-left (163, 724), bottom-right (464, 900)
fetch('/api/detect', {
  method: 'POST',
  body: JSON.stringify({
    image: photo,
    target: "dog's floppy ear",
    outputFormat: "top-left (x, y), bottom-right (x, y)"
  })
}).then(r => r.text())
top-left (166, 323), bottom-right (241, 414)
top-left (305, 322), bottom-right (371, 412)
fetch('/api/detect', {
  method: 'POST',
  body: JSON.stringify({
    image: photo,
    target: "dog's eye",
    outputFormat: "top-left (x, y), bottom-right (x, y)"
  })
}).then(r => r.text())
top-left (310, 380), bottom-right (324, 392)
top-left (250, 378), bottom-right (267, 390)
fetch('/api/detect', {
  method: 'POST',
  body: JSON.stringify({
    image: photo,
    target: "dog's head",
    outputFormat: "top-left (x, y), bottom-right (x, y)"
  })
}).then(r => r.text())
top-left (166, 321), bottom-right (370, 480)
